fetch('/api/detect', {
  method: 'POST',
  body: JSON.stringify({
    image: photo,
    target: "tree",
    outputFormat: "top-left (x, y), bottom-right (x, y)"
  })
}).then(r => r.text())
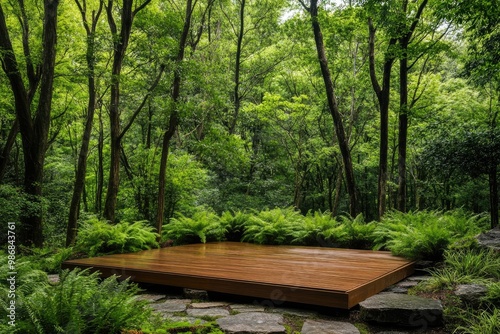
top-left (66, 0), bottom-right (104, 246)
top-left (0, 0), bottom-right (59, 246)
top-left (299, 0), bottom-right (358, 216)
top-left (103, 0), bottom-right (155, 222)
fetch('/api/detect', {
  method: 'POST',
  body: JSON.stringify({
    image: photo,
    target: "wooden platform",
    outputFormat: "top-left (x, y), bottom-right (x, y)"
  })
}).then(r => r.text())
top-left (62, 242), bottom-right (414, 309)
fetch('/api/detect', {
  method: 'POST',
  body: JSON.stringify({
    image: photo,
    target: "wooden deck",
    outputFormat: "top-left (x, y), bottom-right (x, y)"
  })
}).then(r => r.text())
top-left (62, 242), bottom-right (414, 309)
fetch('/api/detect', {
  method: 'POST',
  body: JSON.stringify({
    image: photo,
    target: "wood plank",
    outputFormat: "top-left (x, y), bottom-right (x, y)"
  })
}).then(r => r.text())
top-left (62, 242), bottom-right (414, 309)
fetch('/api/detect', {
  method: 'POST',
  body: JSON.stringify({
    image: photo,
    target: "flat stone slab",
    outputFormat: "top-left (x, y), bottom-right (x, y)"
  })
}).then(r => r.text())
top-left (187, 307), bottom-right (230, 318)
top-left (216, 312), bottom-right (285, 334)
top-left (301, 319), bottom-right (360, 334)
top-left (268, 306), bottom-right (317, 317)
top-left (191, 302), bottom-right (229, 308)
top-left (164, 315), bottom-right (207, 325)
top-left (135, 293), bottom-right (165, 302)
top-left (47, 274), bottom-right (60, 284)
top-left (150, 299), bottom-right (191, 313)
top-left (230, 304), bottom-right (266, 313)
top-left (359, 293), bottom-right (443, 328)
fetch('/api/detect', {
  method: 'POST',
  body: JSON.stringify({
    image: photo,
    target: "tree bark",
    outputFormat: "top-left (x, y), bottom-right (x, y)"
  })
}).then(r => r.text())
top-left (0, 0), bottom-right (59, 247)
top-left (303, 0), bottom-right (358, 216)
top-left (368, 18), bottom-right (397, 219)
top-left (103, 0), bottom-right (152, 222)
top-left (397, 0), bottom-right (428, 212)
top-left (156, 0), bottom-right (194, 237)
top-left (0, 119), bottom-right (19, 181)
top-left (229, 0), bottom-right (245, 134)
top-left (66, 0), bottom-right (103, 246)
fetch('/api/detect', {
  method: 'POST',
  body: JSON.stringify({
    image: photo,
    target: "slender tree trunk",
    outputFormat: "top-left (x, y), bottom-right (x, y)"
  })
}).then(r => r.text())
top-left (156, 0), bottom-right (193, 237)
top-left (66, 0), bottom-right (103, 246)
top-left (489, 165), bottom-right (499, 228)
top-left (229, 0), bottom-right (245, 134)
top-left (303, 0), bottom-right (358, 216)
top-left (96, 107), bottom-right (104, 214)
top-left (397, 53), bottom-right (408, 212)
top-left (368, 18), bottom-right (397, 220)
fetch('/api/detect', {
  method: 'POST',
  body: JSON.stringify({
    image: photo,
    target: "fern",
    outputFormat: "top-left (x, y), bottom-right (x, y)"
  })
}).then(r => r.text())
top-left (241, 207), bottom-right (304, 245)
top-left (373, 210), bottom-right (487, 260)
top-left (76, 219), bottom-right (159, 257)
top-left (163, 210), bottom-right (226, 244)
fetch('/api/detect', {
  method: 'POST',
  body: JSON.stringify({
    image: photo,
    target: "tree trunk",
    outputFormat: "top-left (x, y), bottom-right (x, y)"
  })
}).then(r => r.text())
top-left (66, 1), bottom-right (102, 246)
top-left (156, 0), bottom-right (193, 237)
top-left (0, 0), bottom-right (59, 247)
top-left (489, 165), bottom-right (498, 228)
top-left (305, 0), bottom-right (358, 216)
top-left (397, 53), bottom-right (408, 212)
top-left (229, 0), bottom-right (245, 134)
top-left (0, 119), bottom-right (19, 181)
top-left (368, 18), bottom-right (397, 220)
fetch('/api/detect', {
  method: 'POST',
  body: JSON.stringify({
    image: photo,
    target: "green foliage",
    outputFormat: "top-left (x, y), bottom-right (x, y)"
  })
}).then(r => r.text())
top-left (140, 316), bottom-right (224, 334)
top-left (0, 267), bottom-right (150, 334)
top-left (373, 210), bottom-right (488, 260)
top-left (424, 249), bottom-right (500, 290)
top-left (75, 219), bottom-right (159, 257)
top-left (219, 210), bottom-right (250, 242)
top-left (455, 308), bottom-right (500, 334)
top-left (241, 207), bottom-right (304, 245)
top-left (162, 209), bottom-right (227, 244)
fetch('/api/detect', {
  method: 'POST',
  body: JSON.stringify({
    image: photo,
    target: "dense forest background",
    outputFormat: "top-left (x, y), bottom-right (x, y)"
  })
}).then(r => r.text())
top-left (1, 0), bottom-right (499, 248)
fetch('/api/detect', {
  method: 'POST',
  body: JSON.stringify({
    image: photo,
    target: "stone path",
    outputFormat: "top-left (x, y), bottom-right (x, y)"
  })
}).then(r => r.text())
top-left (135, 273), bottom-right (446, 334)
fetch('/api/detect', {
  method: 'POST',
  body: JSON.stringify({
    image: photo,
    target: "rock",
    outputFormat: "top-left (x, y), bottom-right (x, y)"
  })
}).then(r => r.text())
top-left (359, 293), bottom-right (443, 328)
top-left (301, 319), bottom-right (360, 334)
top-left (164, 315), bottom-right (207, 325)
top-left (135, 293), bottom-right (165, 302)
top-left (216, 312), bottom-right (285, 334)
top-left (187, 307), bottom-right (230, 318)
top-left (384, 286), bottom-right (408, 294)
top-left (191, 302), bottom-right (229, 308)
top-left (184, 288), bottom-right (209, 300)
top-left (477, 227), bottom-right (500, 251)
top-left (454, 284), bottom-right (488, 305)
top-left (47, 274), bottom-right (60, 284)
top-left (395, 280), bottom-right (419, 289)
top-left (230, 304), bottom-right (266, 313)
top-left (150, 299), bottom-right (191, 313)
top-left (268, 306), bottom-right (317, 317)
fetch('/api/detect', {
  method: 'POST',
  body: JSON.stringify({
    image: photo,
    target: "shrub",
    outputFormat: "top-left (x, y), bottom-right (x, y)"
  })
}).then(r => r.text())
top-left (76, 219), bottom-right (159, 257)
top-left (241, 207), bottom-right (304, 245)
top-left (162, 210), bottom-right (226, 244)
top-left (373, 210), bottom-right (488, 260)
top-left (455, 308), bottom-right (500, 334)
top-left (0, 267), bottom-right (150, 334)
top-left (219, 210), bottom-right (250, 242)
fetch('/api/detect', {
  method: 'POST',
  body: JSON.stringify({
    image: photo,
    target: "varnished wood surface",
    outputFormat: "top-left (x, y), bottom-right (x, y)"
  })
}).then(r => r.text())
top-left (62, 242), bottom-right (414, 309)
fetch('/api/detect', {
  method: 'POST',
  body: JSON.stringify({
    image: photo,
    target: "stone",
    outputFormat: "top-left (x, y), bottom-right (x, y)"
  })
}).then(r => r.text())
top-left (216, 312), bottom-right (285, 334)
top-left (164, 315), bottom-right (207, 325)
top-left (150, 299), bottom-right (191, 313)
top-left (268, 306), bottom-right (317, 317)
top-left (384, 286), bottom-right (409, 294)
top-left (135, 293), bottom-right (165, 302)
top-left (230, 304), bottom-right (266, 313)
top-left (47, 274), bottom-right (60, 284)
top-left (187, 307), bottom-right (230, 318)
top-left (477, 227), bottom-right (500, 251)
top-left (301, 319), bottom-right (360, 334)
top-left (395, 280), bottom-right (419, 289)
top-left (191, 302), bottom-right (229, 308)
top-left (454, 284), bottom-right (488, 305)
top-left (184, 288), bottom-right (209, 300)
top-left (359, 293), bottom-right (443, 328)
top-left (405, 275), bottom-right (431, 282)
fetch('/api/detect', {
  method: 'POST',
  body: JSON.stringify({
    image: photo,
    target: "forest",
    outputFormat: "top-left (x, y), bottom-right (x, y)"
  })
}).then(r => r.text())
top-left (1, 0), bottom-right (499, 247)
top-left (1, 0), bottom-right (500, 332)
